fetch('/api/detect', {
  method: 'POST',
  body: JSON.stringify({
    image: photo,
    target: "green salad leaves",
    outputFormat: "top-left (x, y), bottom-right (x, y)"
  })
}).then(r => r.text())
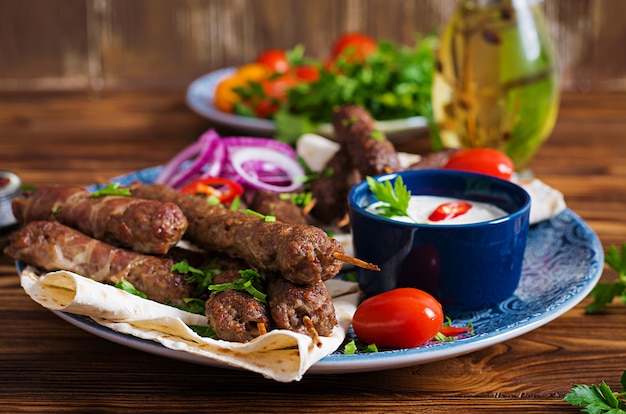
top-left (274, 34), bottom-right (438, 143)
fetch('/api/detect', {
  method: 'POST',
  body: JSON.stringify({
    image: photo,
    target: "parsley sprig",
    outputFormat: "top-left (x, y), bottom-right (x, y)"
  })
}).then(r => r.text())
top-left (366, 175), bottom-right (413, 221)
top-left (586, 244), bottom-right (626, 313)
top-left (89, 183), bottom-right (131, 198)
top-left (209, 269), bottom-right (267, 304)
top-left (564, 370), bottom-right (626, 413)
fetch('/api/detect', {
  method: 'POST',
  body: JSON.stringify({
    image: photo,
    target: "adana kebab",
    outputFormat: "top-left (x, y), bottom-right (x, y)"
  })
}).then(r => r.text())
top-left (310, 105), bottom-right (401, 225)
top-left (4, 220), bottom-right (194, 306)
top-left (130, 184), bottom-right (377, 285)
top-left (5, 221), bottom-right (337, 343)
top-left (12, 185), bottom-right (188, 255)
top-left (202, 257), bottom-right (271, 342)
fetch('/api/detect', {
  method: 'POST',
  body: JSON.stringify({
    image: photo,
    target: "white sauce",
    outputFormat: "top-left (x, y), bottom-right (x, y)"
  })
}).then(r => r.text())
top-left (366, 195), bottom-right (508, 225)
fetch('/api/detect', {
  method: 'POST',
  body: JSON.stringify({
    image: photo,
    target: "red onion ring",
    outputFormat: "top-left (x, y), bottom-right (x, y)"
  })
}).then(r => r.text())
top-left (156, 129), bottom-right (224, 189)
top-left (229, 147), bottom-right (304, 193)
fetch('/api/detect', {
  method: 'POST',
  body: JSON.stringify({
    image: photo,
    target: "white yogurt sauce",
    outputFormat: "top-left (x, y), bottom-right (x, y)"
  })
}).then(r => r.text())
top-left (367, 195), bottom-right (508, 225)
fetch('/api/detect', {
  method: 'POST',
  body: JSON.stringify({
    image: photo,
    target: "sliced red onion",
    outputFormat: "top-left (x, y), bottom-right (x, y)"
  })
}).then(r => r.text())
top-left (229, 147), bottom-right (305, 193)
top-left (158, 129), bottom-right (224, 189)
top-left (222, 137), bottom-right (297, 158)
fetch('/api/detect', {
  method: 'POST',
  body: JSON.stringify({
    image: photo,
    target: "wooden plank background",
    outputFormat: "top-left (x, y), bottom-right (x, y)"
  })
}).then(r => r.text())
top-left (0, 0), bottom-right (624, 92)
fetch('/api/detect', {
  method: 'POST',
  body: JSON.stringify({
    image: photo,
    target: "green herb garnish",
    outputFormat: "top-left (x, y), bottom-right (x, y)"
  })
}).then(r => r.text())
top-left (564, 370), bottom-right (626, 412)
top-left (366, 175), bottom-right (413, 221)
top-left (90, 183), bottom-right (131, 198)
top-left (173, 298), bottom-right (207, 315)
top-left (208, 269), bottom-right (267, 304)
top-left (189, 324), bottom-right (216, 338)
top-left (343, 339), bottom-right (379, 355)
top-left (115, 280), bottom-right (147, 299)
top-left (172, 258), bottom-right (222, 296)
top-left (244, 209), bottom-right (276, 222)
top-left (586, 244), bottom-right (626, 313)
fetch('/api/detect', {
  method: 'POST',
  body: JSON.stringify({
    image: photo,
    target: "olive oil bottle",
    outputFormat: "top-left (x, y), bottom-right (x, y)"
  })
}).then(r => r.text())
top-left (432, 0), bottom-right (559, 168)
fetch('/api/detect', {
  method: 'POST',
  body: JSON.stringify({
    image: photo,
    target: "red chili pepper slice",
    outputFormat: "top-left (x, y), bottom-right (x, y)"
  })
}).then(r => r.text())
top-left (428, 201), bottom-right (472, 222)
top-left (439, 325), bottom-right (473, 337)
top-left (179, 177), bottom-right (243, 203)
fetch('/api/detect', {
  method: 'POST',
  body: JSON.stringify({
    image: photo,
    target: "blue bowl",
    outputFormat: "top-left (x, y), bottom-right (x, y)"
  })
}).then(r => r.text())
top-left (348, 169), bottom-right (531, 314)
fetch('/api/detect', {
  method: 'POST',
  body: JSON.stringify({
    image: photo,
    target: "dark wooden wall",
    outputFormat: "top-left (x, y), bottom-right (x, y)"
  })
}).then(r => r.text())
top-left (0, 0), bottom-right (624, 92)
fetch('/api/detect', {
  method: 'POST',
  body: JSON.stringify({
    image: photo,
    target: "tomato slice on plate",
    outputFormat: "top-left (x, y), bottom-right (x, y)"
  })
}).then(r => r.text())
top-left (428, 201), bottom-right (472, 222)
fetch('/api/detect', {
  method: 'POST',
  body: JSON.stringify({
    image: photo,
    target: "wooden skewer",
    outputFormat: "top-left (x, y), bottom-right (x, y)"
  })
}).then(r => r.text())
top-left (257, 322), bottom-right (267, 336)
top-left (301, 197), bottom-right (317, 216)
top-left (336, 212), bottom-right (350, 228)
top-left (302, 315), bottom-right (323, 348)
top-left (333, 252), bottom-right (381, 271)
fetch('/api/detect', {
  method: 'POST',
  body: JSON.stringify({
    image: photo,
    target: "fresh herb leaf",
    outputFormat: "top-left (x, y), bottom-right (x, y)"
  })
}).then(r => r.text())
top-left (564, 370), bottom-right (626, 413)
top-left (586, 244), bottom-right (626, 313)
top-left (366, 175), bottom-right (413, 221)
top-left (172, 259), bottom-right (221, 296)
top-left (343, 339), bottom-right (379, 355)
top-left (115, 280), bottom-right (147, 299)
top-left (189, 324), bottom-right (216, 338)
top-left (208, 269), bottom-right (267, 303)
top-left (90, 183), bottom-right (131, 198)
top-left (244, 209), bottom-right (276, 222)
top-left (172, 298), bottom-right (207, 315)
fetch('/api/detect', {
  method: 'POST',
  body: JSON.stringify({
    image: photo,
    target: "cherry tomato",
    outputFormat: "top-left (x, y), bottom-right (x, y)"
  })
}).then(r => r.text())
top-left (180, 177), bottom-right (243, 203)
top-left (256, 48), bottom-right (290, 74)
top-left (352, 288), bottom-right (444, 349)
top-left (293, 65), bottom-right (320, 83)
top-left (252, 73), bottom-right (298, 118)
top-left (428, 201), bottom-right (472, 222)
top-left (331, 32), bottom-right (377, 62)
top-left (443, 148), bottom-right (514, 180)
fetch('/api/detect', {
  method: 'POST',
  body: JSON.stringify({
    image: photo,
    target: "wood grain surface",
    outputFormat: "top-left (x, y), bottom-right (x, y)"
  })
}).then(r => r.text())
top-left (1, 0), bottom-right (625, 92)
top-left (1, 91), bottom-right (626, 412)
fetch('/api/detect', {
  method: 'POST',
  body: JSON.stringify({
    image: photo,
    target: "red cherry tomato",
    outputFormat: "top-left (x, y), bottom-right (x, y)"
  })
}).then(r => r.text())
top-left (352, 288), bottom-right (444, 349)
top-left (293, 65), bottom-right (320, 83)
top-left (252, 73), bottom-right (298, 118)
top-left (256, 48), bottom-right (290, 74)
top-left (443, 148), bottom-right (514, 180)
top-left (331, 32), bottom-right (377, 62)
top-left (428, 201), bottom-right (473, 222)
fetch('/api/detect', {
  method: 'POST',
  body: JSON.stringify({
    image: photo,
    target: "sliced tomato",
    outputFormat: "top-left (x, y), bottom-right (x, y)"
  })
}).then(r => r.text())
top-left (179, 177), bottom-right (243, 203)
top-left (331, 32), bottom-right (377, 62)
top-left (256, 48), bottom-right (290, 74)
top-left (443, 148), bottom-right (514, 180)
top-left (428, 201), bottom-right (472, 222)
top-left (352, 288), bottom-right (444, 349)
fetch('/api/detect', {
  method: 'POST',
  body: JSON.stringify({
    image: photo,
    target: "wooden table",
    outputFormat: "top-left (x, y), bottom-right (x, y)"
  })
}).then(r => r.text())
top-left (1, 91), bottom-right (625, 413)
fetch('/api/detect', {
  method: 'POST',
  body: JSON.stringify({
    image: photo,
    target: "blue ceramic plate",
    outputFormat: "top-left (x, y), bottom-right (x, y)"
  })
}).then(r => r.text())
top-left (20, 167), bottom-right (603, 375)
top-left (185, 68), bottom-right (428, 142)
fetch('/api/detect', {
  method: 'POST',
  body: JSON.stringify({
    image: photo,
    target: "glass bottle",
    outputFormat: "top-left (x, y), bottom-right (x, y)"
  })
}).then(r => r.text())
top-left (432, 0), bottom-right (559, 169)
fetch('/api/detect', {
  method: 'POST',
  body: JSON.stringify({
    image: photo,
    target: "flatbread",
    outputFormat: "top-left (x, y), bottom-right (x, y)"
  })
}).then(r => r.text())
top-left (20, 267), bottom-right (360, 383)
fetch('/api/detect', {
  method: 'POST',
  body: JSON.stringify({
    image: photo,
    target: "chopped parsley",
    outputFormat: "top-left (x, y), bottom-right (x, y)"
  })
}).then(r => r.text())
top-left (90, 183), bottom-right (131, 198)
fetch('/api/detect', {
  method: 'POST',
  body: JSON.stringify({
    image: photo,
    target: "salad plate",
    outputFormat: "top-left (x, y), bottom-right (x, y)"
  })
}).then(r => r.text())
top-left (185, 68), bottom-right (429, 142)
top-left (18, 167), bottom-right (604, 375)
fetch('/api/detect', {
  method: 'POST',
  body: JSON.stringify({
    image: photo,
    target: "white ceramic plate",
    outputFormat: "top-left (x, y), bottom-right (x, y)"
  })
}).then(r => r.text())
top-left (185, 68), bottom-right (429, 142)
